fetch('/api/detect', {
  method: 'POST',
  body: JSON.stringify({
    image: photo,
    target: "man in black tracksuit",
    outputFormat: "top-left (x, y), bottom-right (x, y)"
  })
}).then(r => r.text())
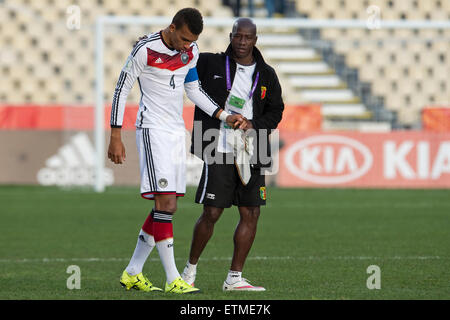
top-left (181, 18), bottom-right (284, 291)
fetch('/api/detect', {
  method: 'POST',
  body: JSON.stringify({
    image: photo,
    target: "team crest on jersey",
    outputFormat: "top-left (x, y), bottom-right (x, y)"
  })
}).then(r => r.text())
top-left (181, 52), bottom-right (189, 64)
top-left (158, 178), bottom-right (168, 189)
top-left (261, 86), bottom-right (267, 100)
top-left (260, 187), bottom-right (267, 200)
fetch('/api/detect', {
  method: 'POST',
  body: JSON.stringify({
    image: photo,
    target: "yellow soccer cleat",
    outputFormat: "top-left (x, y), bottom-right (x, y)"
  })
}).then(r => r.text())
top-left (119, 270), bottom-right (163, 292)
top-left (164, 277), bottom-right (200, 294)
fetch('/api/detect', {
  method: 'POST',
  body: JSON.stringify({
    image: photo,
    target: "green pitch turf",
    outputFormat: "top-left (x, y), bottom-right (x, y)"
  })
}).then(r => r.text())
top-left (0, 185), bottom-right (449, 300)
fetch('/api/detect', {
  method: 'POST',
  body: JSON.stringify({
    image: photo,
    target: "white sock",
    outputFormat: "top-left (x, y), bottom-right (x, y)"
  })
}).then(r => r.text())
top-left (156, 238), bottom-right (180, 284)
top-left (182, 261), bottom-right (197, 279)
top-left (226, 270), bottom-right (242, 284)
top-left (181, 261), bottom-right (197, 285)
top-left (184, 261), bottom-right (197, 275)
top-left (125, 229), bottom-right (155, 276)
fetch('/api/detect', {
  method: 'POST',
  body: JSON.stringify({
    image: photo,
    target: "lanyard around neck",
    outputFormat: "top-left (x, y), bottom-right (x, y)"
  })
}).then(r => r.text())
top-left (226, 56), bottom-right (260, 99)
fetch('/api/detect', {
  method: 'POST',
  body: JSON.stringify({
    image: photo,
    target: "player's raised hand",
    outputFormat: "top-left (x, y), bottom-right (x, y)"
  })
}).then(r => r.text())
top-left (226, 114), bottom-right (245, 129)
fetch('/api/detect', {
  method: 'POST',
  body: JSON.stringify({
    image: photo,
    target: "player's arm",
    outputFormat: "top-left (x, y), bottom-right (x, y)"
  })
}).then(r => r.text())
top-left (108, 43), bottom-right (146, 164)
top-left (184, 67), bottom-right (243, 127)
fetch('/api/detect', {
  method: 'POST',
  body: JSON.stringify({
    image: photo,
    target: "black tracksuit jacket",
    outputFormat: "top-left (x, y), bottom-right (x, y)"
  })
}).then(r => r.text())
top-left (190, 44), bottom-right (285, 168)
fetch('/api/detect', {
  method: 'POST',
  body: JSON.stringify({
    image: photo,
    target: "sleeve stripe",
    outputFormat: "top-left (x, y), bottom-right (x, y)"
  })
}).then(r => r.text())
top-left (185, 81), bottom-right (221, 118)
top-left (198, 85), bottom-right (221, 118)
top-left (199, 85), bottom-right (219, 108)
top-left (110, 71), bottom-right (127, 126)
top-left (131, 34), bottom-right (161, 57)
top-left (111, 71), bottom-right (125, 125)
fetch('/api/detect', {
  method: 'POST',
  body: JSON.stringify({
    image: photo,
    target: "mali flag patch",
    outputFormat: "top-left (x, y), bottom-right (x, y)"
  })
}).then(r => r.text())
top-left (261, 86), bottom-right (267, 100)
top-left (260, 187), bottom-right (267, 200)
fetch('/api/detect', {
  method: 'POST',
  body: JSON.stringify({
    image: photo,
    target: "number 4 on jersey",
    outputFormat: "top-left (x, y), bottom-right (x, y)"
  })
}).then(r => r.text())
top-left (170, 75), bottom-right (175, 89)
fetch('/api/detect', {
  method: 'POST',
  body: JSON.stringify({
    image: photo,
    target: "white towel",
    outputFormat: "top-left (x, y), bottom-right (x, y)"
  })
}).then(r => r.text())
top-left (226, 129), bottom-right (254, 185)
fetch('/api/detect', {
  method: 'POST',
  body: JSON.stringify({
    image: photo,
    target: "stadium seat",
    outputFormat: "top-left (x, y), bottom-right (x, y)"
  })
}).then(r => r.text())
top-left (372, 80), bottom-right (391, 96)
top-left (321, 29), bottom-right (341, 41)
top-left (385, 94), bottom-right (404, 111)
top-left (359, 65), bottom-right (379, 82)
top-left (295, 0), bottom-right (314, 13)
top-left (345, 51), bottom-right (365, 68)
top-left (1, 79), bottom-right (14, 99)
top-left (418, 1), bottom-right (434, 12)
top-left (434, 64), bottom-right (449, 81)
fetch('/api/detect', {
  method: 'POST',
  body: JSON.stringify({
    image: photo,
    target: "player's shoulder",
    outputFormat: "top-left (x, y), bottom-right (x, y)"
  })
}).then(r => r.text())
top-left (190, 42), bottom-right (199, 55)
top-left (191, 41), bottom-right (199, 49)
top-left (131, 32), bottom-right (161, 57)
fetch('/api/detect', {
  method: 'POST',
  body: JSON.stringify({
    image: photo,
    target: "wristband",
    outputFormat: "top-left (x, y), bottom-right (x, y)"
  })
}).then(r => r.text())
top-left (219, 110), bottom-right (231, 122)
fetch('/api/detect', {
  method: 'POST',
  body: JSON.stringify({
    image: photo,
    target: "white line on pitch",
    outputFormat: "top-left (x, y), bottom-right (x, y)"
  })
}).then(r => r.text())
top-left (0, 256), bottom-right (446, 263)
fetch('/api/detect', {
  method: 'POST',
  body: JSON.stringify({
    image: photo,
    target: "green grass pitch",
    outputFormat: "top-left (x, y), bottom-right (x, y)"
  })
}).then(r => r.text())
top-left (0, 185), bottom-right (449, 300)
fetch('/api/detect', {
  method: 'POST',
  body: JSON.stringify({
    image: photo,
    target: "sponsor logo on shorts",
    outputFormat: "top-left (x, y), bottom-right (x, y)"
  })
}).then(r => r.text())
top-left (206, 193), bottom-right (215, 200)
top-left (158, 178), bottom-right (168, 189)
top-left (259, 187), bottom-right (266, 200)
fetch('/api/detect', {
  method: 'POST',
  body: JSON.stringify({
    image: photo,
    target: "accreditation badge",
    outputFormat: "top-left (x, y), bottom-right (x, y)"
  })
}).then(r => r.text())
top-left (228, 94), bottom-right (246, 109)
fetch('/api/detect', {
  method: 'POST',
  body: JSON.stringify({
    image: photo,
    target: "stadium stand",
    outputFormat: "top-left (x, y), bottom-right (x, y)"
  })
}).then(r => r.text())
top-left (294, 0), bottom-right (450, 128)
top-left (1, 0), bottom-right (449, 130)
top-left (1, 0), bottom-right (233, 107)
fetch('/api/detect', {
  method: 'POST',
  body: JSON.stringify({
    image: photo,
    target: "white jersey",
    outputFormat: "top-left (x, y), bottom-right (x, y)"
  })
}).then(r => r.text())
top-left (110, 31), bottom-right (221, 133)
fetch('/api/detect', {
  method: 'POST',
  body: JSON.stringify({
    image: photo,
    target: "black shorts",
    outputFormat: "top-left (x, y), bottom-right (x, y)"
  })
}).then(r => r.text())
top-left (195, 158), bottom-right (266, 208)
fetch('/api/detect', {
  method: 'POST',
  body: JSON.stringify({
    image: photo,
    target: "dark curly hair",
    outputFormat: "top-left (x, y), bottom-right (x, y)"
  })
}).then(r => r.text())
top-left (172, 8), bottom-right (203, 35)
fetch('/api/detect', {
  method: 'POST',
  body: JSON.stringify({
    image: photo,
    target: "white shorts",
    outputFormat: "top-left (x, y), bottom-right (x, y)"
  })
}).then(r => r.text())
top-left (136, 127), bottom-right (186, 200)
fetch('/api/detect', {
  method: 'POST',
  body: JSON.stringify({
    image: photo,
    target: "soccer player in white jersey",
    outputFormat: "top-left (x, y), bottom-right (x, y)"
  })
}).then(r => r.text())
top-left (108, 8), bottom-right (243, 294)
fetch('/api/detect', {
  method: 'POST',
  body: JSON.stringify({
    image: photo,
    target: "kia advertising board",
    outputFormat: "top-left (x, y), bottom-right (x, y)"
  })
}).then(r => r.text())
top-left (1, 105), bottom-right (450, 188)
top-left (277, 131), bottom-right (450, 188)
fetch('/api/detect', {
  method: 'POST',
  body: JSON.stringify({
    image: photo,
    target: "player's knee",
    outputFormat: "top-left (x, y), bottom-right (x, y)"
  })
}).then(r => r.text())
top-left (239, 206), bottom-right (260, 223)
top-left (202, 206), bottom-right (223, 224)
top-left (162, 203), bottom-right (177, 213)
top-left (155, 196), bottom-right (177, 213)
